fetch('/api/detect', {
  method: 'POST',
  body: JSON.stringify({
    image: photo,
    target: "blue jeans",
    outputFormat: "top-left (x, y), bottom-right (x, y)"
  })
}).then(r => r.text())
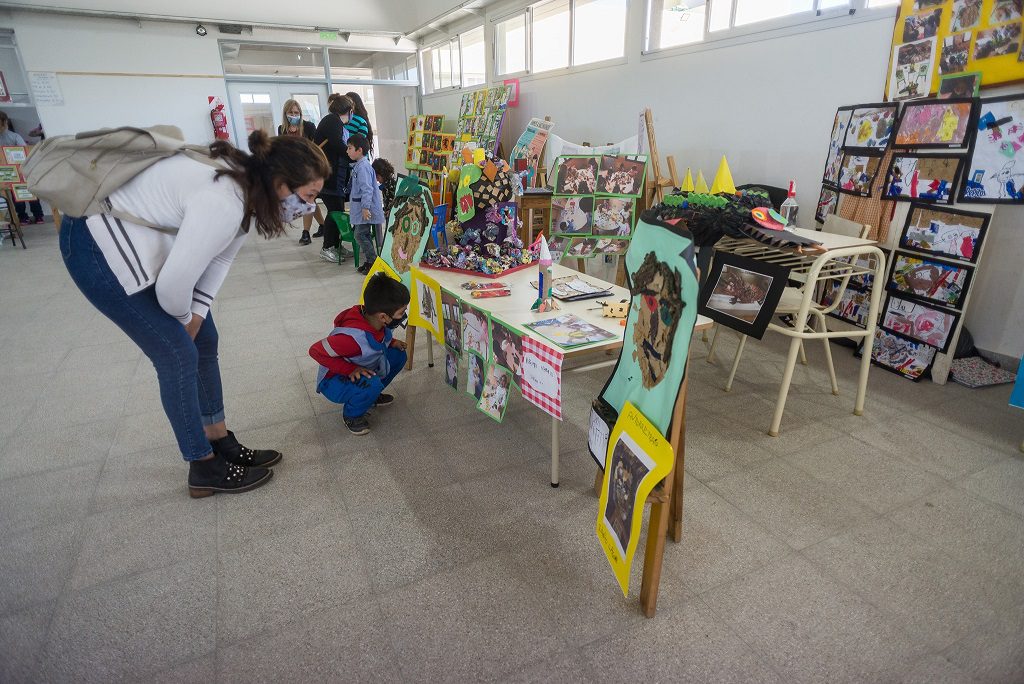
top-left (60, 217), bottom-right (224, 461)
top-left (317, 347), bottom-right (406, 418)
top-left (352, 223), bottom-right (378, 266)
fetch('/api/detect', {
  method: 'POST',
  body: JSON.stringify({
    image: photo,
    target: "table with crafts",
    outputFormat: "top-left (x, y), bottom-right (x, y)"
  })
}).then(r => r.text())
top-left (405, 262), bottom-right (713, 487)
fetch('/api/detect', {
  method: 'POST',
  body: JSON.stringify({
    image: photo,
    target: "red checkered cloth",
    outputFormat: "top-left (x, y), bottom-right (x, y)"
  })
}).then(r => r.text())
top-left (520, 336), bottom-right (564, 420)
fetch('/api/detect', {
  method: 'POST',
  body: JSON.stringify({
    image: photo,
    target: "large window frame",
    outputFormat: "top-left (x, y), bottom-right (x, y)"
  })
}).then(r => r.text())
top-left (644, 0), bottom-right (899, 56)
top-left (494, 0), bottom-right (629, 80)
top-left (419, 24), bottom-right (487, 94)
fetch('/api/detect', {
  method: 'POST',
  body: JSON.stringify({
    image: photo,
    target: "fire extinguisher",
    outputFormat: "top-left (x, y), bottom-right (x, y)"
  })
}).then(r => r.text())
top-left (208, 96), bottom-right (230, 141)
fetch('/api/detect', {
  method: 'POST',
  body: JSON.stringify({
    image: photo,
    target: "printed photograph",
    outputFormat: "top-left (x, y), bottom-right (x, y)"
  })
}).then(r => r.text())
top-left (491, 320), bottom-right (524, 378)
top-left (903, 8), bottom-right (942, 42)
top-left (591, 196), bottom-right (635, 236)
top-left (938, 72), bottom-right (982, 99)
top-left (889, 37), bottom-right (936, 101)
top-left (593, 238), bottom-right (631, 256)
top-left (596, 155), bottom-right (646, 196)
top-left (951, 0), bottom-right (982, 31)
top-left (441, 290), bottom-right (462, 352)
top-left (554, 156), bottom-right (600, 194)
top-left (444, 346), bottom-right (460, 391)
top-left (974, 23), bottom-right (1020, 59)
top-left (460, 303), bottom-right (490, 358)
top-left (466, 352), bottom-right (485, 401)
top-left (550, 195), bottom-right (594, 235)
top-left (939, 32), bottom-right (972, 74)
top-left (990, 0), bottom-right (1022, 24)
top-left (478, 363), bottom-right (512, 421)
top-left (602, 434), bottom-right (652, 557)
top-left (705, 264), bottom-right (774, 324)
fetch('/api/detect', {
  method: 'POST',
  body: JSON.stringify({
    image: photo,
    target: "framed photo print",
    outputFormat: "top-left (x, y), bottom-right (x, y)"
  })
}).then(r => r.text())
top-left (871, 327), bottom-right (937, 381)
top-left (550, 195), bottom-right (593, 235)
top-left (893, 98), bottom-right (976, 149)
top-left (843, 103), bottom-right (898, 150)
top-left (881, 294), bottom-right (960, 353)
top-left (698, 252), bottom-right (790, 340)
top-left (596, 154), bottom-right (646, 197)
top-left (10, 183), bottom-right (34, 201)
top-left (553, 155), bottom-right (600, 194)
top-left (837, 152), bottom-right (884, 196)
top-left (591, 196), bottom-right (635, 236)
top-left (899, 203), bottom-right (990, 263)
top-left (887, 252), bottom-right (973, 309)
top-left (958, 94), bottom-right (1024, 204)
top-left (883, 154), bottom-right (963, 203)
top-left (1, 146), bottom-right (27, 165)
top-left (937, 72), bottom-right (981, 99)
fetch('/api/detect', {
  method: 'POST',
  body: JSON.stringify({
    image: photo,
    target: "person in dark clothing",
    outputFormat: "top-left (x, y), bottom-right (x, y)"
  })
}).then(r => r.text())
top-left (315, 94), bottom-right (355, 262)
top-left (344, 91), bottom-right (374, 154)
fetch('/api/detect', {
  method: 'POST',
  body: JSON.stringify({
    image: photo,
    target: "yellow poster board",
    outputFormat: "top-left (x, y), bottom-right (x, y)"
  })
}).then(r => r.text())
top-left (409, 266), bottom-right (444, 344)
top-left (358, 257), bottom-right (401, 305)
top-left (596, 402), bottom-right (674, 598)
top-left (886, 0), bottom-right (1024, 99)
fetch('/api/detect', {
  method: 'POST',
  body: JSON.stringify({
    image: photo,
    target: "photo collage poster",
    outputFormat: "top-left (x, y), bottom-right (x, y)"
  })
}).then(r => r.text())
top-left (451, 85), bottom-right (513, 168)
top-left (548, 154), bottom-right (648, 261)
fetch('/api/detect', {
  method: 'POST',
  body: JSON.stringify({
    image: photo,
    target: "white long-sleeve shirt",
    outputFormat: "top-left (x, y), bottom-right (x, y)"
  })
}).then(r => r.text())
top-left (85, 154), bottom-right (249, 324)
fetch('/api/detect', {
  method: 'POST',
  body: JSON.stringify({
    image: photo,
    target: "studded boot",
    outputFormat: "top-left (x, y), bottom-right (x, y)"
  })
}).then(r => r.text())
top-left (187, 454), bottom-right (273, 498)
top-left (209, 430), bottom-right (283, 468)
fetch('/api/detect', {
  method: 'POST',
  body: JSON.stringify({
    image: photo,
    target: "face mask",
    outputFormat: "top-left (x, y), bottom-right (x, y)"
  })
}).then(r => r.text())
top-left (287, 114), bottom-right (301, 125)
top-left (280, 193), bottom-right (316, 223)
top-left (385, 312), bottom-right (408, 329)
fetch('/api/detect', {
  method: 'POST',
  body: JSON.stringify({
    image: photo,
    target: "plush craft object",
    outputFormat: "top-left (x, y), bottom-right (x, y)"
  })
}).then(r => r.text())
top-left (379, 175), bottom-right (435, 285)
top-left (589, 210), bottom-right (700, 467)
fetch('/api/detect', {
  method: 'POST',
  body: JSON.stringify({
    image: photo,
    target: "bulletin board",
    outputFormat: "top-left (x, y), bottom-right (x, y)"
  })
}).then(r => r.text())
top-left (885, 0), bottom-right (1024, 100)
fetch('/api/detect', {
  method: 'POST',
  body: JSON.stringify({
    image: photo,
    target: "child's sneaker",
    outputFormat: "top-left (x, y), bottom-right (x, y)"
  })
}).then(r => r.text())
top-left (374, 393), bottom-right (394, 406)
top-left (320, 247), bottom-right (343, 262)
top-left (344, 414), bottom-right (370, 435)
top-left (299, 231), bottom-right (311, 245)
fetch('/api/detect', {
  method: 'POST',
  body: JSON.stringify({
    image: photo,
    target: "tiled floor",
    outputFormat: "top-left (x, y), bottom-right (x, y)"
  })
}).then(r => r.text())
top-left (2, 224), bottom-right (1022, 683)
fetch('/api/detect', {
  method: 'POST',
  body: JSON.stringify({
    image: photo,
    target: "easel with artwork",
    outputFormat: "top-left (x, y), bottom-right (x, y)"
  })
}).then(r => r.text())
top-left (640, 108), bottom-right (680, 205)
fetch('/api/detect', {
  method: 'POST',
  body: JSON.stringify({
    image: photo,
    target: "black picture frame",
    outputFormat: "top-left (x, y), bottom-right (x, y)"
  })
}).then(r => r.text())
top-left (822, 106), bottom-right (855, 187)
top-left (883, 154), bottom-right (964, 204)
top-left (816, 185), bottom-right (840, 224)
top-left (699, 252), bottom-right (791, 340)
top-left (821, 280), bottom-right (872, 329)
top-left (957, 93), bottom-right (1024, 205)
top-left (880, 293), bottom-right (961, 354)
top-left (842, 102), bottom-right (900, 152)
top-left (892, 97), bottom-right (978, 150)
top-left (870, 327), bottom-right (938, 382)
top-left (886, 250), bottom-right (974, 310)
top-left (898, 202), bottom-right (991, 264)
top-left (836, 151), bottom-right (885, 197)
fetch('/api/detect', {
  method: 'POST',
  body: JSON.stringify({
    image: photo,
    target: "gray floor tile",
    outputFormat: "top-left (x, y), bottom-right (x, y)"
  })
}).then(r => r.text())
top-left (702, 554), bottom-right (928, 684)
top-left (501, 651), bottom-right (593, 684)
top-left (706, 459), bottom-right (877, 550)
top-left (145, 652), bottom-right (217, 684)
top-left (898, 654), bottom-right (982, 684)
top-left (1, 521), bottom-right (80, 613)
top-left (40, 559), bottom-right (216, 683)
top-left (0, 601), bottom-right (54, 683)
top-left (919, 395), bottom-right (1024, 453)
top-left (943, 610), bottom-right (1024, 684)
top-left (0, 464), bottom-right (99, 537)
top-left (0, 417), bottom-right (116, 481)
top-left (107, 408), bottom-right (182, 456)
top-left (959, 457), bottom-right (1024, 517)
top-left (90, 445), bottom-right (189, 513)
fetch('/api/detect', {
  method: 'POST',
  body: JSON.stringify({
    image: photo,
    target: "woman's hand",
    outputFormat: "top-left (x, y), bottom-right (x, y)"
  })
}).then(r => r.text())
top-left (348, 367), bottom-right (376, 382)
top-left (184, 314), bottom-right (204, 340)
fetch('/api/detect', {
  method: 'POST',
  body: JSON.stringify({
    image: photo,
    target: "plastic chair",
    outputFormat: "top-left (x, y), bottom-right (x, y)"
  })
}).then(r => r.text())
top-left (430, 205), bottom-right (448, 249)
top-left (328, 210), bottom-right (359, 267)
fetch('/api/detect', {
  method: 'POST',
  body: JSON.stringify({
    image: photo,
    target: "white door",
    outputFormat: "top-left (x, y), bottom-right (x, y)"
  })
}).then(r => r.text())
top-left (225, 82), bottom-right (330, 144)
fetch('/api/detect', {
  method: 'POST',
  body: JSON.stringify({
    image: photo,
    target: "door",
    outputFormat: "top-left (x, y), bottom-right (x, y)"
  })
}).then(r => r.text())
top-left (225, 82), bottom-right (330, 143)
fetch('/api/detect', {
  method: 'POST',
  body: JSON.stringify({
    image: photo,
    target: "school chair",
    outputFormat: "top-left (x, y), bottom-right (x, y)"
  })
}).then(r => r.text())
top-left (430, 204), bottom-right (448, 249)
top-left (328, 210), bottom-right (360, 268)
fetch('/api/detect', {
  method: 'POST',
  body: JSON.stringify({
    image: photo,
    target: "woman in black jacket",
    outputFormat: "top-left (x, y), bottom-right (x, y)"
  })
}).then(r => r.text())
top-left (278, 99), bottom-right (323, 245)
top-left (314, 94), bottom-right (355, 262)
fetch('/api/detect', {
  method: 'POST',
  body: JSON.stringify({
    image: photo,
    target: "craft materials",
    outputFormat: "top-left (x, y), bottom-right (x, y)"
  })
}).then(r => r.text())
top-left (461, 280), bottom-right (509, 290)
top-left (470, 288), bottom-right (511, 298)
top-left (524, 314), bottom-right (617, 349)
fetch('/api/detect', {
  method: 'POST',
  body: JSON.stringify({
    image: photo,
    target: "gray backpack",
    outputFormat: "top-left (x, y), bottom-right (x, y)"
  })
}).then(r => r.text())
top-left (22, 125), bottom-right (223, 227)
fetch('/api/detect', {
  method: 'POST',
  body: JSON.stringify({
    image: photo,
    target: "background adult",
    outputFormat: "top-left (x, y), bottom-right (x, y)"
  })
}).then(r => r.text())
top-left (314, 93), bottom-right (355, 262)
top-left (278, 98), bottom-right (325, 245)
top-left (344, 91), bottom-right (374, 156)
top-left (0, 111), bottom-right (44, 224)
top-left (59, 131), bottom-right (330, 497)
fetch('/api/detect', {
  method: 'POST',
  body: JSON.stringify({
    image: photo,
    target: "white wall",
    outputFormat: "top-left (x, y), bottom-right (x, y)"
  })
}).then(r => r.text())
top-left (422, 3), bottom-right (1023, 363)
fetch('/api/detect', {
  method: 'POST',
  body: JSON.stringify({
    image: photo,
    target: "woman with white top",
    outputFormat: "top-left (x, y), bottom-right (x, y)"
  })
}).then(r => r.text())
top-left (60, 130), bottom-right (330, 497)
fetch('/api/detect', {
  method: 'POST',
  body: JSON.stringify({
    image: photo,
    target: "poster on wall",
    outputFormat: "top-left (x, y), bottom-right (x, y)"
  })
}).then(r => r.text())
top-left (887, 37), bottom-right (937, 101)
top-left (958, 94), bottom-right (1024, 204)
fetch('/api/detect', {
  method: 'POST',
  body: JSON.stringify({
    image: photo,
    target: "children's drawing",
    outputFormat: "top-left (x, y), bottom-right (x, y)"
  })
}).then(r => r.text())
top-left (900, 203), bottom-right (990, 262)
top-left (837, 153), bottom-right (883, 196)
top-left (939, 32), bottom-right (971, 74)
top-left (554, 156), bottom-right (600, 194)
top-left (844, 104), bottom-right (897, 150)
top-left (410, 268), bottom-right (443, 343)
top-left (903, 8), bottom-right (942, 42)
top-left (466, 352), bottom-right (485, 400)
top-left (888, 252), bottom-right (973, 308)
top-left (821, 283), bottom-right (871, 328)
top-left (871, 328), bottom-right (937, 380)
top-left (490, 319), bottom-right (524, 380)
top-left (632, 251), bottom-right (689, 384)
top-left (591, 196), bottom-right (635, 236)
top-left (444, 347), bottom-right (460, 391)
top-left (510, 117), bottom-right (554, 189)
top-left (938, 72), bottom-right (982, 98)
top-left (888, 37), bottom-right (936, 101)
top-left (524, 313), bottom-right (616, 349)
top-left (441, 290), bottom-right (463, 352)
top-left (882, 295), bottom-right (960, 352)
top-left (519, 336), bottom-right (564, 420)
top-left (894, 100), bottom-right (975, 147)
top-left (601, 427), bottom-right (651, 573)
top-left (461, 303), bottom-right (490, 358)
top-left (381, 177), bottom-right (434, 282)
top-left (951, 0), bottom-right (982, 32)
top-left (959, 94), bottom-right (1024, 204)
top-left (823, 108), bottom-right (853, 184)
top-left (974, 23), bottom-right (1020, 59)
top-left (816, 186), bottom-right (839, 223)
top-left (478, 363), bottom-right (512, 422)
top-left (884, 154), bottom-right (962, 203)
top-left (990, 0), bottom-right (1022, 24)
top-left (550, 195), bottom-right (593, 235)
top-left (596, 155), bottom-right (647, 196)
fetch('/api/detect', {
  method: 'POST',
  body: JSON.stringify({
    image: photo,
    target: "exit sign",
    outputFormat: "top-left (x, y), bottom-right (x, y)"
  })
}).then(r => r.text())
top-left (319, 31), bottom-right (338, 41)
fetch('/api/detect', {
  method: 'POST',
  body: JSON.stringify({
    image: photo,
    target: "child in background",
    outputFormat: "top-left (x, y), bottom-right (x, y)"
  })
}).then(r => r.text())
top-left (309, 273), bottom-right (409, 435)
top-left (346, 134), bottom-right (384, 275)
top-left (372, 158), bottom-right (397, 218)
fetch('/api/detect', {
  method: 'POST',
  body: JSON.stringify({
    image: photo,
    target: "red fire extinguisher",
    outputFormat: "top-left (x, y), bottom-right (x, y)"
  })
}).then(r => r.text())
top-left (209, 96), bottom-right (230, 141)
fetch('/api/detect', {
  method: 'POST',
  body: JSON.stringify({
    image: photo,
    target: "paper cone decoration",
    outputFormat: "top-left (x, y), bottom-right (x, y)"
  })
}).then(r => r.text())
top-left (681, 168), bottom-right (694, 192)
top-left (710, 155), bottom-right (736, 195)
top-left (694, 171), bottom-right (709, 194)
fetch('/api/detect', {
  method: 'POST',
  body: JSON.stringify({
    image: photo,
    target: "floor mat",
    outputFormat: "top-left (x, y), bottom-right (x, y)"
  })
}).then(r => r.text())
top-left (950, 356), bottom-right (1017, 388)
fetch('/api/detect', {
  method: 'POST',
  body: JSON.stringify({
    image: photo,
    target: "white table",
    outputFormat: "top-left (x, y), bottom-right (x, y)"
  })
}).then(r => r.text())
top-left (409, 263), bottom-right (712, 486)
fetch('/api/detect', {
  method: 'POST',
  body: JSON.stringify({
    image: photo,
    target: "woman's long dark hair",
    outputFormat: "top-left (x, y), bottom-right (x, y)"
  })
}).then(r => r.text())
top-left (208, 130), bottom-right (331, 239)
top-left (345, 91), bottom-right (374, 152)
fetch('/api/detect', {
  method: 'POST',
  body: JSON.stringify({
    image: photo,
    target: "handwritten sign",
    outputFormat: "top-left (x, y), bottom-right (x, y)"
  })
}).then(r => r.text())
top-left (519, 336), bottom-right (563, 419)
top-left (28, 72), bottom-right (63, 106)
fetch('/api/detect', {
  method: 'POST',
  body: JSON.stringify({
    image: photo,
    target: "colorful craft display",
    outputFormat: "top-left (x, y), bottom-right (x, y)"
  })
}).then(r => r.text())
top-left (510, 117), bottom-right (555, 189)
top-left (378, 176), bottom-right (435, 286)
top-left (959, 94), bottom-right (1024, 203)
top-left (452, 85), bottom-right (513, 167)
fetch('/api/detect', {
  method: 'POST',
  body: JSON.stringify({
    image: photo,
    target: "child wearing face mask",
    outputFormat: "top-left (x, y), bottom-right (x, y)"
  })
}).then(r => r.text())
top-left (346, 134), bottom-right (384, 275)
top-left (308, 273), bottom-right (409, 435)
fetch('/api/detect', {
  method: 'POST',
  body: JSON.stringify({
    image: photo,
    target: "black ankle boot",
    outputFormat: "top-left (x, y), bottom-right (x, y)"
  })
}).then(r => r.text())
top-left (187, 455), bottom-right (273, 498)
top-left (210, 430), bottom-right (283, 468)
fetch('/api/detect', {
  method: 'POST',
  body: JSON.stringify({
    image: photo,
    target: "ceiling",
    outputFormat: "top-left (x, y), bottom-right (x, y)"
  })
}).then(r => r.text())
top-left (0, 0), bottom-right (483, 34)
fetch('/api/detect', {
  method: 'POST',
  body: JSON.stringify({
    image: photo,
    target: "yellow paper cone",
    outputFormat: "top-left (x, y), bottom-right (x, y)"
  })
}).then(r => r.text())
top-left (709, 155), bottom-right (736, 195)
top-left (681, 168), bottom-right (694, 192)
top-left (695, 171), bottom-right (709, 194)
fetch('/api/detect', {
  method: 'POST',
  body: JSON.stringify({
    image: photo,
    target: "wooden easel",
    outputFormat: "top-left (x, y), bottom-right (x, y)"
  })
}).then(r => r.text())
top-left (641, 108), bottom-right (680, 206)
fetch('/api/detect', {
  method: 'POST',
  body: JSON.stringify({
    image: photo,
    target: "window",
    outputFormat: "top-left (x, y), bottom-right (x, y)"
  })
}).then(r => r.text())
top-left (650, 0), bottom-right (707, 50)
top-left (290, 93), bottom-right (321, 122)
top-left (531, 0), bottom-right (570, 72)
top-left (496, 13), bottom-right (528, 75)
top-left (420, 39), bottom-right (460, 94)
top-left (734, 0), bottom-right (813, 27)
top-left (460, 26), bottom-right (486, 86)
top-left (573, 0), bottom-right (628, 65)
top-left (406, 55), bottom-right (418, 82)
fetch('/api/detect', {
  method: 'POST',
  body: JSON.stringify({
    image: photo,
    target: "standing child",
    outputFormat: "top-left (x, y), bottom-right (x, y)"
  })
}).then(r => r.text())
top-left (309, 273), bottom-right (409, 435)
top-left (347, 133), bottom-right (384, 275)
top-left (372, 157), bottom-right (397, 218)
